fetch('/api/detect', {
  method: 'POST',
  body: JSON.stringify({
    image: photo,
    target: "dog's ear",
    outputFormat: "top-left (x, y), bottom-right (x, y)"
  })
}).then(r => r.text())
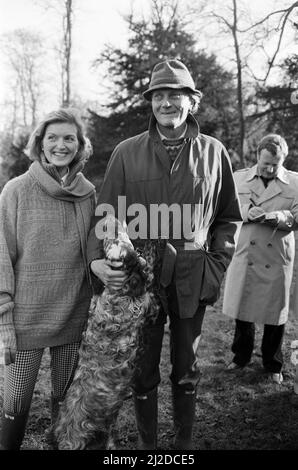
top-left (121, 250), bottom-right (148, 297)
top-left (123, 272), bottom-right (145, 298)
top-left (123, 250), bottom-right (139, 271)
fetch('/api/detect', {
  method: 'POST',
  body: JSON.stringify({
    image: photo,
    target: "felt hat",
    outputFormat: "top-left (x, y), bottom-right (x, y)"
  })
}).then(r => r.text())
top-left (143, 59), bottom-right (201, 101)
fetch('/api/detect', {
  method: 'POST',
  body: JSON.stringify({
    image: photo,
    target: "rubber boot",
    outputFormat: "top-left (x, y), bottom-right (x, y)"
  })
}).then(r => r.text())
top-left (133, 387), bottom-right (158, 450)
top-left (0, 412), bottom-right (28, 450)
top-left (172, 385), bottom-right (196, 450)
top-left (44, 396), bottom-right (62, 450)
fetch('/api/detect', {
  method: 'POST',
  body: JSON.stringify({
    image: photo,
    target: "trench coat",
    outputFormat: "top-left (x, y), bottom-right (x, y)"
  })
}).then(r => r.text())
top-left (87, 114), bottom-right (242, 318)
top-left (223, 164), bottom-right (298, 325)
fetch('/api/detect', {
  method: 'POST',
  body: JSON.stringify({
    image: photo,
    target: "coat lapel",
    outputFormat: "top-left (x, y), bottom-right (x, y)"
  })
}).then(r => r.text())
top-left (148, 113), bottom-right (200, 174)
top-left (245, 165), bottom-right (285, 205)
top-left (244, 166), bottom-right (263, 203)
top-left (256, 179), bottom-right (282, 205)
top-left (247, 178), bottom-right (264, 202)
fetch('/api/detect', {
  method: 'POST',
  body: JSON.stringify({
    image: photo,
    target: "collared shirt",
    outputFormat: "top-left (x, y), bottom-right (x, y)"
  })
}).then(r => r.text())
top-left (156, 124), bottom-right (187, 141)
top-left (60, 167), bottom-right (70, 186)
top-left (245, 164), bottom-right (289, 185)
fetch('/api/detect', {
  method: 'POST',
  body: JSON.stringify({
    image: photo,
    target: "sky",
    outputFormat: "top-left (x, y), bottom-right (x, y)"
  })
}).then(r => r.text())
top-left (0, 0), bottom-right (296, 130)
top-left (0, 0), bottom-right (151, 118)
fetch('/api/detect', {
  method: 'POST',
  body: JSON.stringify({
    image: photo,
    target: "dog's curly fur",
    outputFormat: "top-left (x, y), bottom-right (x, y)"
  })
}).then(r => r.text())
top-left (54, 216), bottom-right (164, 450)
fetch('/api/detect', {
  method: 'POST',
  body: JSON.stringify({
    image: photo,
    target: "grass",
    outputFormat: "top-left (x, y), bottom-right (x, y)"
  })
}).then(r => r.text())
top-left (1, 284), bottom-right (298, 452)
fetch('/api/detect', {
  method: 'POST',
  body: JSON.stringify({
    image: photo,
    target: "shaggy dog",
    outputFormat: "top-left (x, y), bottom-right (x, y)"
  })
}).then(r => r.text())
top-left (54, 216), bottom-right (163, 450)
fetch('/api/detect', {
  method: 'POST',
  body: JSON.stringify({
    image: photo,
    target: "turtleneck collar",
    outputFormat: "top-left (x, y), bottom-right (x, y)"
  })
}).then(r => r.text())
top-left (60, 167), bottom-right (70, 186)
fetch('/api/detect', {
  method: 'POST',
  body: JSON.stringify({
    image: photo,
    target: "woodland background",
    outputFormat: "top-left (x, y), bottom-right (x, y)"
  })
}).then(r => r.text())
top-left (0, 0), bottom-right (298, 454)
top-left (0, 0), bottom-right (297, 192)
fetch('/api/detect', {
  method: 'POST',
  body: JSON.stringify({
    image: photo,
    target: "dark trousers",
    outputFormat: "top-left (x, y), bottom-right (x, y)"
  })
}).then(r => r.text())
top-left (132, 284), bottom-right (206, 394)
top-left (232, 319), bottom-right (285, 373)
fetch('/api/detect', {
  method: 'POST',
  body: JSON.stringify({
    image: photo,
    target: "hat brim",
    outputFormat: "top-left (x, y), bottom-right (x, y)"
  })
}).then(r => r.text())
top-left (143, 84), bottom-right (201, 101)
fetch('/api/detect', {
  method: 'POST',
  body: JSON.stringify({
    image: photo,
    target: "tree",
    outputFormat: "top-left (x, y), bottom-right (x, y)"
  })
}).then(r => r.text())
top-left (0, 29), bottom-right (45, 135)
top-left (238, 1), bottom-right (298, 83)
top-left (0, 132), bottom-right (30, 184)
top-left (60, 0), bottom-right (74, 107)
top-left (35, 0), bottom-right (75, 107)
top-left (0, 29), bottom-right (48, 186)
top-left (189, 0), bottom-right (298, 166)
top-left (248, 54), bottom-right (298, 171)
top-left (192, 0), bottom-right (246, 164)
top-left (86, 0), bottom-right (239, 185)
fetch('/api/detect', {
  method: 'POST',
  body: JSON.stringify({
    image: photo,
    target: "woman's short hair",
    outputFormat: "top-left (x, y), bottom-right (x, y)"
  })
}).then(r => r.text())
top-left (257, 134), bottom-right (288, 159)
top-left (26, 108), bottom-right (88, 163)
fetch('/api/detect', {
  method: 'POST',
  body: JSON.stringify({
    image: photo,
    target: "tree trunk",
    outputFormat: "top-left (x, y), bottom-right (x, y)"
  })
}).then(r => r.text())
top-left (232, 0), bottom-right (245, 167)
top-left (62, 0), bottom-right (72, 107)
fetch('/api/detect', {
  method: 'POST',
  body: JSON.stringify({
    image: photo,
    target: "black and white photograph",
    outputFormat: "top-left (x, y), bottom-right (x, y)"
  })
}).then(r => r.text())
top-left (0, 0), bottom-right (297, 459)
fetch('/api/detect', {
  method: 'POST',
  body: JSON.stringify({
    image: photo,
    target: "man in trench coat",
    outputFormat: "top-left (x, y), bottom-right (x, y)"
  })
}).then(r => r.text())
top-left (87, 59), bottom-right (242, 449)
top-left (223, 134), bottom-right (298, 384)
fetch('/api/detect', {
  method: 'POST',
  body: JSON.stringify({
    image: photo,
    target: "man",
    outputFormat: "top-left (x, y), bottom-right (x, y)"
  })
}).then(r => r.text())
top-left (87, 59), bottom-right (242, 450)
top-left (223, 134), bottom-right (298, 385)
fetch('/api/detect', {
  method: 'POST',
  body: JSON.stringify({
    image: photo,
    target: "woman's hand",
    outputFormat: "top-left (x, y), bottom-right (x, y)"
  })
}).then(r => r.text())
top-left (90, 259), bottom-right (128, 290)
top-left (0, 324), bottom-right (17, 365)
top-left (0, 347), bottom-right (16, 365)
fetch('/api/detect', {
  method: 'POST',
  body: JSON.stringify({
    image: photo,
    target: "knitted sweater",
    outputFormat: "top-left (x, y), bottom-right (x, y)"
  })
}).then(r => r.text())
top-left (0, 161), bottom-right (96, 350)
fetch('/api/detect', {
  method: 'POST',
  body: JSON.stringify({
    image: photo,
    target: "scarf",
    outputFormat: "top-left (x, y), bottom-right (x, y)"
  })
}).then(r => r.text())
top-left (29, 160), bottom-right (95, 286)
top-left (35, 154), bottom-right (95, 201)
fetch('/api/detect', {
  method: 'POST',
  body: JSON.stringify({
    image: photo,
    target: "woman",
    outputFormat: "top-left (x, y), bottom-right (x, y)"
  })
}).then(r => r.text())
top-left (0, 108), bottom-right (96, 450)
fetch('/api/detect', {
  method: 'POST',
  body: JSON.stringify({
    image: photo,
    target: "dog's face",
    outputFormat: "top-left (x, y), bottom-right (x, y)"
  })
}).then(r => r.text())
top-left (103, 215), bottom-right (133, 261)
top-left (103, 216), bottom-right (147, 297)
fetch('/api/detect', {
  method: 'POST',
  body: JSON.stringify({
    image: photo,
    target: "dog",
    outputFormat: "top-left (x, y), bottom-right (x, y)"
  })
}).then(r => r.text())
top-left (54, 215), bottom-right (164, 450)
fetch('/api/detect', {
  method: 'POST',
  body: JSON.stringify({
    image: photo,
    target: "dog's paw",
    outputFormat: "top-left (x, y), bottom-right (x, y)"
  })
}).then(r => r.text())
top-left (85, 431), bottom-right (108, 450)
top-left (106, 436), bottom-right (117, 450)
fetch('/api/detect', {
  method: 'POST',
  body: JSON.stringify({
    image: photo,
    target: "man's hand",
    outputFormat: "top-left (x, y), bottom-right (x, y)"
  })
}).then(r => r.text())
top-left (247, 206), bottom-right (266, 222)
top-left (263, 211), bottom-right (279, 227)
top-left (90, 259), bottom-right (128, 290)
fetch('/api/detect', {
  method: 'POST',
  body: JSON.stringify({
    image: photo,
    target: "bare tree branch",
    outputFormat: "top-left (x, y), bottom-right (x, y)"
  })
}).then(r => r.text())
top-left (246, 104), bottom-right (295, 120)
top-left (238, 3), bottom-right (298, 33)
top-left (206, 12), bottom-right (232, 29)
top-left (0, 29), bottom-right (44, 132)
top-left (263, 4), bottom-right (298, 83)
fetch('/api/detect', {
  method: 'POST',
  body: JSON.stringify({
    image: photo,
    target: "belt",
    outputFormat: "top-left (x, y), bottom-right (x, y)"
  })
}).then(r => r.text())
top-left (133, 239), bottom-right (206, 288)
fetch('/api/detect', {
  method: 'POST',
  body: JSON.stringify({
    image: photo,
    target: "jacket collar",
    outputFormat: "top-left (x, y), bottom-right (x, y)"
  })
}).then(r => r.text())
top-left (148, 114), bottom-right (200, 172)
top-left (245, 164), bottom-right (289, 184)
top-left (246, 164), bottom-right (289, 205)
top-left (148, 113), bottom-right (200, 141)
